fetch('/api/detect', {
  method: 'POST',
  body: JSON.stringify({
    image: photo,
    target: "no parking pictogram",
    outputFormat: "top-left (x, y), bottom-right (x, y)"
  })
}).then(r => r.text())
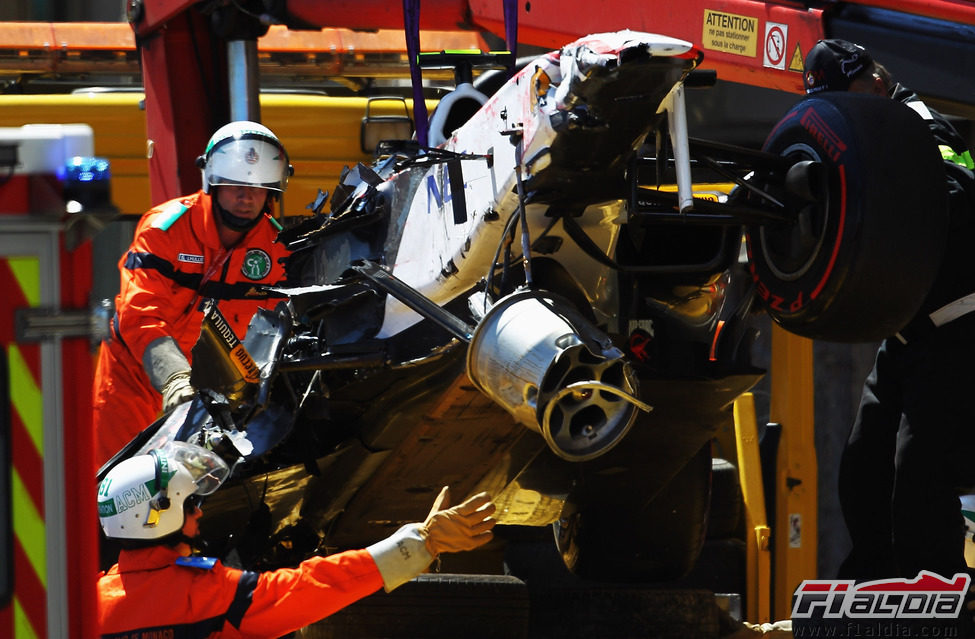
top-left (764, 22), bottom-right (788, 69)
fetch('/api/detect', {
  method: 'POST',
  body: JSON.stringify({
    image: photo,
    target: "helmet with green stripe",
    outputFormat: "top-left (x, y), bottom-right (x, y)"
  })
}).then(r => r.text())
top-left (97, 441), bottom-right (229, 541)
top-left (199, 120), bottom-right (293, 195)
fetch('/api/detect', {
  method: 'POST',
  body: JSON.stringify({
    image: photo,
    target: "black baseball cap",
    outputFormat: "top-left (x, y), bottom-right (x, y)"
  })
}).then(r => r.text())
top-left (803, 39), bottom-right (873, 93)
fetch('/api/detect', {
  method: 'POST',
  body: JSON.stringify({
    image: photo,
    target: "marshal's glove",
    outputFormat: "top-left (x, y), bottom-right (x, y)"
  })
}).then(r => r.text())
top-left (418, 486), bottom-right (497, 557)
top-left (143, 336), bottom-right (195, 413)
top-left (364, 486), bottom-right (497, 591)
top-left (160, 370), bottom-right (195, 412)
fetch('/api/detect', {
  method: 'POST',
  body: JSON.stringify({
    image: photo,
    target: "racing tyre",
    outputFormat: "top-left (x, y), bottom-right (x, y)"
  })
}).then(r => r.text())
top-left (553, 442), bottom-right (711, 582)
top-left (746, 92), bottom-right (948, 342)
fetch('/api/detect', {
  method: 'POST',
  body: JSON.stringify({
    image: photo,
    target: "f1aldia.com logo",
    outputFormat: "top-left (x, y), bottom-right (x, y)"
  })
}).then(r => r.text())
top-left (792, 571), bottom-right (970, 620)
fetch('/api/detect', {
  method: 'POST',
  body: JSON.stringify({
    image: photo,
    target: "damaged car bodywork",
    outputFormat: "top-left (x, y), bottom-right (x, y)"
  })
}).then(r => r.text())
top-left (101, 29), bottom-right (948, 582)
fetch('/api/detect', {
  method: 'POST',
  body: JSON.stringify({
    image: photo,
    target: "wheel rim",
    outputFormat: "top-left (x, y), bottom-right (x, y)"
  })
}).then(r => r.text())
top-left (758, 143), bottom-right (831, 282)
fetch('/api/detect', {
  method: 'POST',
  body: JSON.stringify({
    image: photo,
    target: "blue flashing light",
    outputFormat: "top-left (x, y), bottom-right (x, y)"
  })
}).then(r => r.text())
top-left (58, 156), bottom-right (111, 183)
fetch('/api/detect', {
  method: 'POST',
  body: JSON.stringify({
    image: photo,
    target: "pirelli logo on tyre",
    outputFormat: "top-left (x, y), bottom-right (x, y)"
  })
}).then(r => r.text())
top-left (799, 107), bottom-right (847, 162)
top-left (751, 275), bottom-right (797, 312)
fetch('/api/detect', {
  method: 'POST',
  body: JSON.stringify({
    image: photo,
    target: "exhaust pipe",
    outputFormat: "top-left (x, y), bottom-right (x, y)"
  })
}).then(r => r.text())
top-left (466, 289), bottom-right (651, 462)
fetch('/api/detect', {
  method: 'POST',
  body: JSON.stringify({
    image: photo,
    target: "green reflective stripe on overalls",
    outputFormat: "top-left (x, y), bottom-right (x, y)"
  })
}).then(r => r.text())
top-left (904, 99), bottom-right (975, 170)
top-left (940, 145), bottom-right (975, 169)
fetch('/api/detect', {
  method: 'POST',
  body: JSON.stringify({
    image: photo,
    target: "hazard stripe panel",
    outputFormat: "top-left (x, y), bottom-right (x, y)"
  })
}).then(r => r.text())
top-left (13, 539), bottom-right (46, 637)
top-left (8, 344), bottom-right (42, 456)
top-left (11, 472), bottom-right (45, 588)
top-left (1, 254), bottom-right (46, 639)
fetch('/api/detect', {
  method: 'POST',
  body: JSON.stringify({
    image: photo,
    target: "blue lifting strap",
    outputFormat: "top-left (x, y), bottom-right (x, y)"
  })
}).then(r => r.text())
top-left (503, 0), bottom-right (518, 77)
top-left (403, 0), bottom-right (429, 147)
top-left (403, 0), bottom-right (518, 145)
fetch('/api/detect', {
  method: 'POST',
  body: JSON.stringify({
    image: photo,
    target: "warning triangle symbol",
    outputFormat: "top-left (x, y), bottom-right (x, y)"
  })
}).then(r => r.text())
top-left (789, 43), bottom-right (804, 72)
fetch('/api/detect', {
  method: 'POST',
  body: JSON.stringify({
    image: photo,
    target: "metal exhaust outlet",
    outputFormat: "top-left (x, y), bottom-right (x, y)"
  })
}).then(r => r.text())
top-left (466, 289), bottom-right (651, 462)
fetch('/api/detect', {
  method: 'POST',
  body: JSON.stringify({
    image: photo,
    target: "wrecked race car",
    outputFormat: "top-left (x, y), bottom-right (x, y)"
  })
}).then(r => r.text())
top-left (99, 30), bottom-right (947, 582)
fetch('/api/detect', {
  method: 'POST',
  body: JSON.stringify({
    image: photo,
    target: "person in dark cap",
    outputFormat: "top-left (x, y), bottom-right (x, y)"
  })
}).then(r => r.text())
top-left (804, 40), bottom-right (975, 584)
top-left (803, 38), bottom-right (875, 94)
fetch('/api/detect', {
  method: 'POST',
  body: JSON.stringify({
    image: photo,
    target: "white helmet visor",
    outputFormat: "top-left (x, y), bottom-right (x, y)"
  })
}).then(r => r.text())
top-left (205, 136), bottom-right (290, 192)
top-left (158, 441), bottom-right (230, 496)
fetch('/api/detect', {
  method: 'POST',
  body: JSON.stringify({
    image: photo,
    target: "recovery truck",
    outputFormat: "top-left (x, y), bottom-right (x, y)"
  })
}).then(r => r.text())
top-left (0, 124), bottom-right (107, 639)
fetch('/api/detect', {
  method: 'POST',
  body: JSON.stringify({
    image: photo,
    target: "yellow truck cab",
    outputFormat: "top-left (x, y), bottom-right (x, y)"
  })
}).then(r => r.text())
top-left (0, 90), bottom-right (427, 218)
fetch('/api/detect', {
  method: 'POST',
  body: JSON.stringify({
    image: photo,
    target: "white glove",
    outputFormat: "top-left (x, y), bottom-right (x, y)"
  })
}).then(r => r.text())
top-left (418, 486), bottom-right (497, 557)
top-left (160, 370), bottom-right (195, 412)
top-left (365, 487), bottom-right (498, 592)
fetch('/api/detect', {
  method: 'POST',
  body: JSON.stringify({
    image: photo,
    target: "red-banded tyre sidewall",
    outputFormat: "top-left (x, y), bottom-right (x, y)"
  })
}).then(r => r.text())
top-left (746, 92), bottom-right (947, 342)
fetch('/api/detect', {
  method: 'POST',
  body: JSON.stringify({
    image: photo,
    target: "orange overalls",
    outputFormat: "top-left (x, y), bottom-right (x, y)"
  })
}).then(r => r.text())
top-left (97, 545), bottom-right (383, 637)
top-left (92, 190), bottom-right (291, 467)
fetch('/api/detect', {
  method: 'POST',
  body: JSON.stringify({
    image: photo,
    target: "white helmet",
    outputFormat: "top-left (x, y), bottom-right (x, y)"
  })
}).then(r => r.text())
top-left (200, 120), bottom-right (292, 194)
top-left (97, 441), bottom-right (230, 541)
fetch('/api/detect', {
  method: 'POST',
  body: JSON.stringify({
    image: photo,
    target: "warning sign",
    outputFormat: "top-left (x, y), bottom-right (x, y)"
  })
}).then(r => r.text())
top-left (789, 43), bottom-right (804, 72)
top-left (763, 22), bottom-right (788, 69)
top-left (702, 9), bottom-right (758, 57)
